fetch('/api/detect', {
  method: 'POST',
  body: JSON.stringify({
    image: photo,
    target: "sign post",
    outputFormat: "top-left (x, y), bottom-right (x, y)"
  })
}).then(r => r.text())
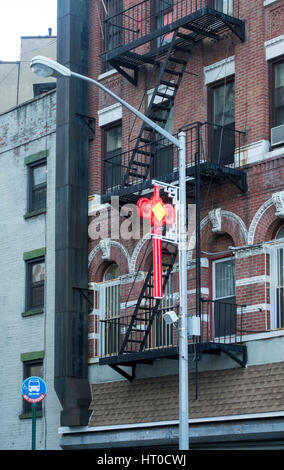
top-left (22, 376), bottom-right (47, 450)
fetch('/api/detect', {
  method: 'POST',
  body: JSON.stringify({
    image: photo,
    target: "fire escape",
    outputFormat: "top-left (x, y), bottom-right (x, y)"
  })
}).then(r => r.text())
top-left (98, 0), bottom-right (247, 381)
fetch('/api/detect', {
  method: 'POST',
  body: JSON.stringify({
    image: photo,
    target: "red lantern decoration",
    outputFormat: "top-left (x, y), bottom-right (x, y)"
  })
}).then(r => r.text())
top-left (137, 186), bottom-right (176, 299)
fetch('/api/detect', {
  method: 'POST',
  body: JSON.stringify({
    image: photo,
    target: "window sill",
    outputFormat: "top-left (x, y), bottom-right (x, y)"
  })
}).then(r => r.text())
top-left (19, 410), bottom-right (42, 420)
top-left (264, 0), bottom-right (282, 6)
top-left (22, 308), bottom-right (44, 317)
top-left (24, 208), bottom-right (46, 219)
top-left (98, 69), bottom-right (118, 81)
top-left (237, 140), bottom-right (284, 166)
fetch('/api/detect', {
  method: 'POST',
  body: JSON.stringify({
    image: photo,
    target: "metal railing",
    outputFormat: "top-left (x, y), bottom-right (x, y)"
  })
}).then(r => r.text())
top-left (182, 121), bottom-right (246, 168)
top-left (103, 122), bottom-right (246, 195)
top-left (99, 298), bottom-right (245, 357)
top-left (103, 138), bottom-right (174, 193)
top-left (102, 0), bottom-right (240, 54)
top-left (200, 298), bottom-right (245, 345)
top-left (100, 309), bottom-right (177, 356)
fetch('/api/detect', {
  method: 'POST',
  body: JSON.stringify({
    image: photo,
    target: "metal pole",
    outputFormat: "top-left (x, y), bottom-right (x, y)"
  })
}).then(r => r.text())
top-left (32, 403), bottom-right (37, 450)
top-left (178, 131), bottom-right (189, 450)
top-left (195, 125), bottom-right (201, 321)
top-left (195, 124), bottom-right (201, 402)
top-left (35, 59), bottom-right (189, 449)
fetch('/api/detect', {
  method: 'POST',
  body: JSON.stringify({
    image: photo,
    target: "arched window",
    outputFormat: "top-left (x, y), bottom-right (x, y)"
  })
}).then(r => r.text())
top-left (276, 225), bottom-right (284, 240)
top-left (104, 263), bottom-right (120, 282)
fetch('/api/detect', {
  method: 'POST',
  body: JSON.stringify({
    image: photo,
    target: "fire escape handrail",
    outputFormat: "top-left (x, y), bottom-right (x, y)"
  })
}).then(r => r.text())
top-left (102, 0), bottom-right (243, 56)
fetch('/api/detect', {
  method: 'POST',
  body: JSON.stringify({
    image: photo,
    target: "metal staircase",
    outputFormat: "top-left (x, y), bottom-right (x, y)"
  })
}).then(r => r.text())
top-left (120, 242), bottom-right (178, 354)
top-left (123, 29), bottom-right (192, 188)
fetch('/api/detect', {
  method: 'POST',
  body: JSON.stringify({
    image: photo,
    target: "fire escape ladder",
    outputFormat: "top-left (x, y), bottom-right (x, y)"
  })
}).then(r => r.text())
top-left (123, 29), bottom-right (192, 188)
top-left (119, 243), bottom-right (178, 355)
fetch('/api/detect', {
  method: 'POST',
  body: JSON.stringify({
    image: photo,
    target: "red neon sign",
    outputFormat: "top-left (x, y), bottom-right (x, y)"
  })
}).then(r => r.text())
top-left (137, 186), bottom-right (176, 299)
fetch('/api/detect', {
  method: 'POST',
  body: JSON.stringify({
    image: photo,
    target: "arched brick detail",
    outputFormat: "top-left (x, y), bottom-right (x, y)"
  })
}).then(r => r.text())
top-left (130, 232), bottom-right (178, 273)
top-left (254, 204), bottom-right (283, 244)
top-left (200, 210), bottom-right (247, 252)
top-left (200, 219), bottom-right (213, 253)
top-left (130, 233), bottom-right (152, 273)
top-left (142, 250), bottom-right (153, 272)
top-left (207, 233), bottom-right (235, 253)
top-left (89, 258), bottom-right (109, 283)
top-left (88, 240), bottom-right (130, 282)
top-left (221, 211), bottom-right (247, 246)
top-left (248, 197), bottom-right (284, 245)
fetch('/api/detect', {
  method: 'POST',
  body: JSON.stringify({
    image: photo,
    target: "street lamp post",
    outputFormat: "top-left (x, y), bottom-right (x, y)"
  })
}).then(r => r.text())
top-left (30, 56), bottom-right (189, 450)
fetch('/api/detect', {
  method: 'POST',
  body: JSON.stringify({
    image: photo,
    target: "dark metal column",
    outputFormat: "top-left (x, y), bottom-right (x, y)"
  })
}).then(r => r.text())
top-left (55, 0), bottom-right (91, 426)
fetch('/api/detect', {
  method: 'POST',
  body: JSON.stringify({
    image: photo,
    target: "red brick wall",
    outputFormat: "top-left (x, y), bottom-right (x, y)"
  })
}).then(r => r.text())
top-left (87, 0), bottom-right (284, 358)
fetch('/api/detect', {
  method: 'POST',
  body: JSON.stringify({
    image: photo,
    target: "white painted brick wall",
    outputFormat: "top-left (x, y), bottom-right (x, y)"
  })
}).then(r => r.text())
top-left (0, 91), bottom-right (61, 450)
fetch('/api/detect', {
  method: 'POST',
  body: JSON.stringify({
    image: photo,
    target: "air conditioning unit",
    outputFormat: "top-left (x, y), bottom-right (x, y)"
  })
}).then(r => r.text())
top-left (271, 124), bottom-right (284, 147)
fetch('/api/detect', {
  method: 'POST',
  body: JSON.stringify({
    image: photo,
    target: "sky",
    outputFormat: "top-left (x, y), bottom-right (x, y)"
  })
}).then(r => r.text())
top-left (0, 0), bottom-right (57, 61)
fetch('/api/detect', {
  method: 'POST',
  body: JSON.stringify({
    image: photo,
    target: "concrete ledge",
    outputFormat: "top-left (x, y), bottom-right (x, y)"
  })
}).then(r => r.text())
top-left (59, 416), bottom-right (284, 450)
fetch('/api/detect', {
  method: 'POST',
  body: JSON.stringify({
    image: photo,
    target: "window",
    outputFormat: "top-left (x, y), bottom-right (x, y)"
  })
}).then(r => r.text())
top-left (33, 82), bottom-right (56, 98)
top-left (155, 0), bottom-right (174, 45)
top-left (152, 105), bottom-right (174, 177)
top-left (213, 0), bottom-right (234, 15)
top-left (101, 264), bottom-right (121, 355)
top-left (213, 258), bottom-right (236, 337)
top-left (28, 160), bottom-right (47, 212)
top-left (22, 360), bottom-right (43, 414)
top-left (104, 0), bottom-right (123, 62)
top-left (211, 79), bottom-right (235, 165)
top-left (26, 258), bottom-right (45, 311)
top-left (104, 123), bottom-right (122, 191)
top-left (271, 225), bottom-right (284, 329)
top-left (272, 61), bottom-right (284, 128)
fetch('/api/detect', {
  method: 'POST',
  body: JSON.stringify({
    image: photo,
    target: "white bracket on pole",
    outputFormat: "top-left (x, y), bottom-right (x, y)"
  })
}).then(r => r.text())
top-left (151, 179), bottom-right (179, 244)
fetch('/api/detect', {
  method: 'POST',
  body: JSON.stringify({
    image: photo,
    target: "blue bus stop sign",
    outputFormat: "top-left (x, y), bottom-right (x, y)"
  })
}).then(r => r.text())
top-left (22, 376), bottom-right (47, 403)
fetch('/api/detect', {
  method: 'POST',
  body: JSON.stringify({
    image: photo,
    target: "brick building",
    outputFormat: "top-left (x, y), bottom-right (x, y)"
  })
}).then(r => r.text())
top-left (0, 32), bottom-right (61, 449)
top-left (0, 89), bottom-right (61, 449)
top-left (57, 0), bottom-right (284, 449)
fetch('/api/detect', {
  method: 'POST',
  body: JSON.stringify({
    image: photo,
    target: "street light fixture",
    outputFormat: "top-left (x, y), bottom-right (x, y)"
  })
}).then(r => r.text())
top-left (30, 55), bottom-right (189, 450)
top-left (30, 56), bottom-right (71, 78)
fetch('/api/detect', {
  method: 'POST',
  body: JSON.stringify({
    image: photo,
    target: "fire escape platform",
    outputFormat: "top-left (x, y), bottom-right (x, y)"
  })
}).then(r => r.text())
top-left (99, 341), bottom-right (247, 380)
top-left (101, 161), bottom-right (247, 204)
top-left (103, 7), bottom-right (245, 68)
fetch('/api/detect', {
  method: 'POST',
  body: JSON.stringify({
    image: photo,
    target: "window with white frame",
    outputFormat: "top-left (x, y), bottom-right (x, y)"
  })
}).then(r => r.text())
top-left (271, 225), bottom-right (284, 329)
top-left (100, 263), bottom-right (121, 355)
top-left (213, 258), bottom-right (236, 338)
